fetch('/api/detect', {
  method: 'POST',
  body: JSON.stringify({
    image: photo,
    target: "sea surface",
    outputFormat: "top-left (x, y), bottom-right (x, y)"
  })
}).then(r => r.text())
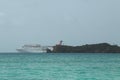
top-left (0, 53), bottom-right (120, 80)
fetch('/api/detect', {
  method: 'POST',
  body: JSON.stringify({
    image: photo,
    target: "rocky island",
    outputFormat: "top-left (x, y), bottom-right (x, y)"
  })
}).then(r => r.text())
top-left (47, 42), bottom-right (120, 53)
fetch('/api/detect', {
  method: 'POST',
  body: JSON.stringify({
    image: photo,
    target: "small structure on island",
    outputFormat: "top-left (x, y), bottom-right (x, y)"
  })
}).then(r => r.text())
top-left (56, 40), bottom-right (63, 46)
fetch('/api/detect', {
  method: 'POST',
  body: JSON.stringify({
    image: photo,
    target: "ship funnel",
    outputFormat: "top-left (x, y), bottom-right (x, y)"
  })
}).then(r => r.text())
top-left (59, 40), bottom-right (63, 45)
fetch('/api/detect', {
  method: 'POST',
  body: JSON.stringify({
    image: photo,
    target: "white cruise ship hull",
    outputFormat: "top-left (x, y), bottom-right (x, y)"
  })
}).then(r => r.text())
top-left (16, 44), bottom-right (47, 53)
top-left (16, 49), bottom-right (47, 53)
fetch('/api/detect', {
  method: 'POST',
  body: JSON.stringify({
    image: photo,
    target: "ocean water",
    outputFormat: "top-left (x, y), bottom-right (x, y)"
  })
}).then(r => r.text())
top-left (0, 53), bottom-right (120, 80)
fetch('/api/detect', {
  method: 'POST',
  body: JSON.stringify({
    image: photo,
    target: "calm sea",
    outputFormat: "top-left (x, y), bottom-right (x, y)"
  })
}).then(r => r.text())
top-left (0, 53), bottom-right (120, 80)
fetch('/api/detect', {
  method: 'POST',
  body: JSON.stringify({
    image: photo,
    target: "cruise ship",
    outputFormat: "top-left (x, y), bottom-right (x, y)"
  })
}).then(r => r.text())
top-left (16, 44), bottom-right (47, 53)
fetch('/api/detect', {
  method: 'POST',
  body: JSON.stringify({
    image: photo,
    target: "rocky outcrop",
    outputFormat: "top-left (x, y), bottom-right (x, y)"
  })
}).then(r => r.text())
top-left (50, 43), bottom-right (120, 53)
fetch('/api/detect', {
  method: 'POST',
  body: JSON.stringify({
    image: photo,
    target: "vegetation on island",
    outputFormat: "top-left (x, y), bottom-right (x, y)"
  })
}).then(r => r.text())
top-left (47, 43), bottom-right (120, 53)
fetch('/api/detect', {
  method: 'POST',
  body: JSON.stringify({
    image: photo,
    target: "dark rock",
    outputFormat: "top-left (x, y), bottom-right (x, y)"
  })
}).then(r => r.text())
top-left (51, 43), bottom-right (120, 53)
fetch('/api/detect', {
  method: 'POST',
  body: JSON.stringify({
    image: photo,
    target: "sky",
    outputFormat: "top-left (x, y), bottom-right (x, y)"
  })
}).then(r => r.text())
top-left (0, 0), bottom-right (120, 52)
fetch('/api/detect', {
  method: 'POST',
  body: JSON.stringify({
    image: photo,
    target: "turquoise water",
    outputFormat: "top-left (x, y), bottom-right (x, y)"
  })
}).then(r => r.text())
top-left (0, 53), bottom-right (120, 80)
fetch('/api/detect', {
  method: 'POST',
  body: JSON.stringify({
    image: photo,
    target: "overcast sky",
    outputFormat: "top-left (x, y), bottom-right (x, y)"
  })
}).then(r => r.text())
top-left (0, 0), bottom-right (120, 52)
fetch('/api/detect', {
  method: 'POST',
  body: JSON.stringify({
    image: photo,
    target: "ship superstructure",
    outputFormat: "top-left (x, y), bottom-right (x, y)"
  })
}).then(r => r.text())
top-left (16, 44), bottom-right (47, 53)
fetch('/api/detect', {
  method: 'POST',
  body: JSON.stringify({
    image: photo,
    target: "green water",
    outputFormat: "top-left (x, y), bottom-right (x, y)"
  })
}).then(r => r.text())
top-left (0, 53), bottom-right (120, 80)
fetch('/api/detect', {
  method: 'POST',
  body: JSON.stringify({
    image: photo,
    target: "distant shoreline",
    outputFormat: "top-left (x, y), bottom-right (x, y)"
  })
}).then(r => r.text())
top-left (47, 43), bottom-right (120, 53)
